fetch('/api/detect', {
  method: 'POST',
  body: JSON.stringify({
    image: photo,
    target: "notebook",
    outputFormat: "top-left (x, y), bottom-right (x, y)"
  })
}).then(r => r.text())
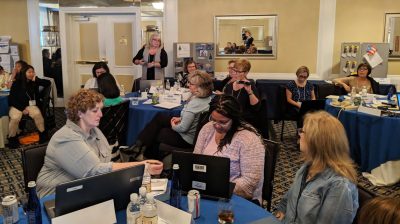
top-left (44, 165), bottom-right (144, 218)
top-left (171, 151), bottom-right (235, 200)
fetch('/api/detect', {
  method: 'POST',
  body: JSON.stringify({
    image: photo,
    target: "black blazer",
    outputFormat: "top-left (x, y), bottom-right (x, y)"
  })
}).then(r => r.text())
top-left (8, 77), bottom-right (51, 111)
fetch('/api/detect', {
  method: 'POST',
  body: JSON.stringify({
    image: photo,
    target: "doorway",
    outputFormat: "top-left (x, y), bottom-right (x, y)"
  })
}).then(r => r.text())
top-left (59, 7), bottom-right (141, 103)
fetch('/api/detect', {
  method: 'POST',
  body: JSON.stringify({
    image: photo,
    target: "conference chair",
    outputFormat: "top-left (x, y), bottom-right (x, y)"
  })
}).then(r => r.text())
top-left (21, 143), bottom-right (47, 192)
top-left (262, 139), bottom-right (280, 211)
top-left (278, 85), bottom-right (298, 141)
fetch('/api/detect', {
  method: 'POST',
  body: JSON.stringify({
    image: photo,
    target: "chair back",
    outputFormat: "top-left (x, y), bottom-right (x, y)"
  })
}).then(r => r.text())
top-left (353, 185), bottom-right (376, 224)
top-left (21, 143), bottom-right (47, 192)
top-left (262, 139), bottom-right (280, 211)
top-left (192, 110), bottom-right (210, 145)
top-left (39, 84), bottom-right (56, 130)
top-left (99, 101), bottom-right (130, 146)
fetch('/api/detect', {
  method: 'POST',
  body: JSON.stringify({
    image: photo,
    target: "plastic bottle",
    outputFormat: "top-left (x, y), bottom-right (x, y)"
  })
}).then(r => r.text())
top-left (120, 84), bottom-right (125, 96)
top-left (141, 194), bottom-right (158, 224)
top-left (170, 164), bottom-right (182, 209)
top-left (350, 87), bottom-right (357, 105)
top-left (139, 186), bottom-right (147, 210)
top-left (361, 86), bottom-right (368, 105)
top-left (165, 80), bottom-right (171, 90)
top-left (387, 86), bottom-right (394, 103)
top-left (126, 193), bottom-right (140, 224)
top-left (142, 163), bottom-right (152, 193)
top-left (27, 181), bottom-right (42, 224)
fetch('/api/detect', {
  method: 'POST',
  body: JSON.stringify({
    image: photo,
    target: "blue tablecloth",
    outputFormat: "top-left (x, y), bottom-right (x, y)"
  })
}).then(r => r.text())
top-left (2, 194), bottom-right (272, 223)
top-left (325, 100), bottom-right (400, 172)
top-left (0, 95), bottom-right (8, 117)
top-left (125, 93), bottom-right (183, 146)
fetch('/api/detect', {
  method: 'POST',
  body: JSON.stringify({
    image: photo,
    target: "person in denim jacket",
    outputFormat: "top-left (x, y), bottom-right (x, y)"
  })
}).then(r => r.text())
top-left (275, 111), bottom-right (359, 224)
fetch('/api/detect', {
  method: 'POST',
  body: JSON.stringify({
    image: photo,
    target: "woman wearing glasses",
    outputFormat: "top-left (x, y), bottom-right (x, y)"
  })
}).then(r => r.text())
top-left (130, 70), bottom-right (213, 159)
top-left (222, 58), bottom-right (261, 130)
top-left (194, 94), bottom-right (264, 204)
top-left (132, 33), bottom-right (168, 80)
top-left (333, 63), bottom-right (379, 94)
top-left (275, 111), bottom-right (358, 224)
top-left (286, 66), bottom-right (316, 110)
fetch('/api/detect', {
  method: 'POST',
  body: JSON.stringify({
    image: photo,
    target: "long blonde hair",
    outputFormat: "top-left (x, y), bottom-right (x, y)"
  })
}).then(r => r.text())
top-left (302, 111), bottom-right (357, 182)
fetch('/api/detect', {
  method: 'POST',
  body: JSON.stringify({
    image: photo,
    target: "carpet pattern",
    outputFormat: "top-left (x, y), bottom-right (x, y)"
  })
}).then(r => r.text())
top-left (0, 109), bottom-right (399, 214)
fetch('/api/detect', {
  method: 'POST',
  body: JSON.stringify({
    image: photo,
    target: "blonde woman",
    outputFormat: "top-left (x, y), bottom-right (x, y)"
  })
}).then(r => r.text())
top-left (130, 70), bottom-right (213, 159)
top-left (132, 33), bottom-right (168, 80)
top-left (275, 111), bottom-right (359, 224)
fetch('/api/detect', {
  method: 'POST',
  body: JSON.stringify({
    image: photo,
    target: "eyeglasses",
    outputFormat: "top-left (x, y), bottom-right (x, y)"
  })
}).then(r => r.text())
top-left (232, 69), bottom-right (245, 74)
top-left (209, 115), bottom-right (232, 127)
top-left (358, 67), bottom-right (368, 71)
top-left (297, 128), bottom-right (305, 136)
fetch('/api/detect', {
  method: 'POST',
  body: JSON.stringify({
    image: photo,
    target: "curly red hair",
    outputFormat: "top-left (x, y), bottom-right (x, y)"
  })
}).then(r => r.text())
top-left (66, 89), bottom-right (104, 123)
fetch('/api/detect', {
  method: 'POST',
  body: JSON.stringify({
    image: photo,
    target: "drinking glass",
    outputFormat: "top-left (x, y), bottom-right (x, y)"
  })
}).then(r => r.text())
top-left (131, 96), bottom-right (139, 105)
top-left (218, 199), bottom-right (234, 224)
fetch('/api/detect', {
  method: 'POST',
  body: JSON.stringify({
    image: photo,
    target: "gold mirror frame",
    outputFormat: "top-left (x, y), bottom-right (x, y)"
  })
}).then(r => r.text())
top-left (384, 13), bottom-right (400, 60)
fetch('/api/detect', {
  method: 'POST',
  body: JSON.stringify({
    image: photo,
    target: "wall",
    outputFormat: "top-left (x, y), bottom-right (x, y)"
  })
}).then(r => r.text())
top-left (178, 0), bottom-right (320, 76)
top-left (334, 0), bottom-right (400, 76)
top-left (0, 0), bottom-right (30, 63)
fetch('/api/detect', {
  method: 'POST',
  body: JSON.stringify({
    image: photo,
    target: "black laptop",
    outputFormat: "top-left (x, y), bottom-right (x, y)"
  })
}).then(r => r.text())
top-left (397, 92), bottom-right (400, 109)
top-left (171, 151), bottom-right (234, 200)
top-left (44, 165), bottom-right (144, 218)
top-left (299, 99), bottom-right (326, 117)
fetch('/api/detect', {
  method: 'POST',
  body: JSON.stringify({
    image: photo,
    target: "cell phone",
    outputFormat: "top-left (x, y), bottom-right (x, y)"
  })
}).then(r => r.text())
top-left (237, 80), bottom-right (251, 85)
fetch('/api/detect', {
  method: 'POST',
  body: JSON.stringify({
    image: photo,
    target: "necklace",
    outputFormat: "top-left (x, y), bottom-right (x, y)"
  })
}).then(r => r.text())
top-left (232, 86), bottom-right (243, 99)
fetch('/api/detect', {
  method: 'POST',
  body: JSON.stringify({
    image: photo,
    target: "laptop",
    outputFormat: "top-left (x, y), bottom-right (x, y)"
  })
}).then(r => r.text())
top-left (397, 92), bottom-right (400, 109)
top-left (44, 165), bottom-right (144, 218)
top-left (299, 99), bottom-right (326, 117)
top-left (171, 151), bottom-right (234, 200)
top-left (140, 79), bottom-right (163, 92)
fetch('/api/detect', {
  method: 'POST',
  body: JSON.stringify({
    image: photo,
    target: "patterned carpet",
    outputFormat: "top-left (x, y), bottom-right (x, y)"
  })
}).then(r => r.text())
top-left (0, 109), bottom-right (399, 214)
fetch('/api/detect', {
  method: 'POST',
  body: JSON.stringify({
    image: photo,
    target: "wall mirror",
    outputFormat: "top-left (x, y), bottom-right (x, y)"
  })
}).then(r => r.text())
top-left (384, 13), bottom-right (400, 60)
top-left (214, 15), bottom-right (277, 58)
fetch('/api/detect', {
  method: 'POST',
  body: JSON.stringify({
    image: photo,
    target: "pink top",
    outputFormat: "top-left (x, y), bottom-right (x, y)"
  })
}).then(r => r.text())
top-left (194, 122), bottom-right (265, 203)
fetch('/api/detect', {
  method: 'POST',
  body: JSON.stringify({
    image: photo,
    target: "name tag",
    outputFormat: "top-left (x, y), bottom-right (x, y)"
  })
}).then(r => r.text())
top-left (192, 181), bottom-right (206, 190)
top-left (29, 100), bottom-right (36, 106)
top-left (193, 164), bottom-right (206, 173)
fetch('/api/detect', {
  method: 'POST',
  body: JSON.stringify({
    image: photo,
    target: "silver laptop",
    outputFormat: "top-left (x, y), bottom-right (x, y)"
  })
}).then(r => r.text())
top-left (140, 79), bottom-right (163, 92)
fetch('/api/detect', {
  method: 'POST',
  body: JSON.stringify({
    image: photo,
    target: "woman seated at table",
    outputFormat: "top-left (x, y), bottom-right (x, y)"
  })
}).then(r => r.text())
top-left (97, 72), bottom-right (124, 107)
top-left (84, 62), bottom-right (110, 89)
top-left (275, 111), bottom-right (358, 224)
top-left (332, 63), bottom-right (379, 94)
top-left (7, 65), bottom-right (51, 149)
top-left (36, 89), bottom-right (163, 198)
top-left (132, 33), bottom-right (168, 80)
top-left (285, 66), bottom-right (316, 126)
top-left (177, 59), bottom-right (197, 87)
top-left (222, 58), bottom-right (261, 130)
top-left (194, 94), bottom-right (264, 204)
top-left (130, 70), bottom-right (213, 159)
top-left (6, 60), bottom-right (28, 89)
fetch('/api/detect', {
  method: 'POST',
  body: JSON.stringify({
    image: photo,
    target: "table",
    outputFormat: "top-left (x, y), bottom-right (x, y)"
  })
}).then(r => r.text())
top-left (325, 100), bottom-right (400, 186)
top-left (0, 94), bottom-right (9, 148)
top-left (125, 92), bottom-right (182, 146)
top-left (9, 194), bottom-right (273, 223)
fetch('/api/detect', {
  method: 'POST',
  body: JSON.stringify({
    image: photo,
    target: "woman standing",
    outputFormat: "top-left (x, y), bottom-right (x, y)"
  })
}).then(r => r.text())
top-left (8, 65), bottom-right (51, 148)
top-left (275, 111), bottom-right (359, 224)
top-left (36, 89), bottom-right (163, 198)
top-left (132, 33), bottom-right (168, 80)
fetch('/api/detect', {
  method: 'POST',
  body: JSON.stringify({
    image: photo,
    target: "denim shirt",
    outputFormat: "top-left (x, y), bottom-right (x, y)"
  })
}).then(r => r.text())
top-left (276, 164), bottom-right (359, 224)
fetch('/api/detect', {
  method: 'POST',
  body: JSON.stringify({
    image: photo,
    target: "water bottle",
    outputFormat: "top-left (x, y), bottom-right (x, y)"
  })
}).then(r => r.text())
top-left (141, 194), bottom-right (158, 224)
top-left (126, 193), bottom-right (140, 224)
top-left (139, 186), bottom-right (147, 210)
top-left (170, 164), bottom-right (182, 209)
top-left (27, 181), bottom-right (42, 224)
top-left (165, 80), bottom-right (171, 90)
top-left (361, 86), bottom-right (368, 105)
top-left (120, 84), bottom-right (126, 96)
top-left (350, 87), bottom-right (357, 105)
top-left (387, 86), bottom-right (394, 103)
top-left (142, 163), bottom-right (152, 193)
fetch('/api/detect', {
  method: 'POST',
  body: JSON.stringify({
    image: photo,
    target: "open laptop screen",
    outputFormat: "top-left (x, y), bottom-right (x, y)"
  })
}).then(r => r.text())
top-left (397, 92), bottom-right (400, 108)
top-left (53, 165), bottom-right (144, 217)
top-left (172, 151), bottom-right (233, 200)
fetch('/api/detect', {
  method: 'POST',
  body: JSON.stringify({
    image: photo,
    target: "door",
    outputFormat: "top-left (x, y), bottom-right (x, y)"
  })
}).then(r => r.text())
top-left (60, 8), bottom-right (141, 103)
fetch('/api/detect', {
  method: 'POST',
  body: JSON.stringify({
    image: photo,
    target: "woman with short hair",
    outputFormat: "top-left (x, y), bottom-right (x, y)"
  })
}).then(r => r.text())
top-left (36, 89), bottom-right (163, 198)
top-left (131, 70), bottom-right (213, 159)
top-left (275, 111), bottom-right (359, 224)
top-left (333, 63), bottom-right (379, 94)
